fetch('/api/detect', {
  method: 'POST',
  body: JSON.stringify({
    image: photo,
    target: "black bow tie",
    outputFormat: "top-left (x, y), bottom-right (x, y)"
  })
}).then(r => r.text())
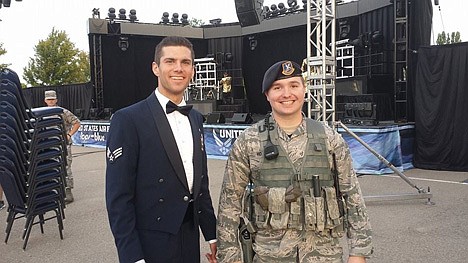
top-left (166, 101), bottom-right (193, 116)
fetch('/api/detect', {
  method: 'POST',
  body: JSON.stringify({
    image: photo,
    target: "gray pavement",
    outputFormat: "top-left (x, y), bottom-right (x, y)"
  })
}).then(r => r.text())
top-left (1, 145), bottom-right (467, 262)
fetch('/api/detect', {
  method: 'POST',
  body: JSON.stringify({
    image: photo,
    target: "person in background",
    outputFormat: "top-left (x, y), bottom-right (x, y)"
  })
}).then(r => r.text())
top-left (105, 36), bottom-right (217, 263)
top-left (216, 60), bottom-right (373, 262)
top-left (220, 72), bottom-right (232, 104)
top-left (44, 90), bottom-right (80, 204)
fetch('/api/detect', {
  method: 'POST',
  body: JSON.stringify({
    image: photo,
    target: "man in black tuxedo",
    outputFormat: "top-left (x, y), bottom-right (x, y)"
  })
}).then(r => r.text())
top-left (106, 36), bottom-right (217, 263)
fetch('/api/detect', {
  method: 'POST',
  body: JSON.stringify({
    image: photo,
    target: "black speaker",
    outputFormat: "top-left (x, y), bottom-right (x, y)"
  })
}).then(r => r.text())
top-left (206, 112), bottom-right (225, 124)
top-left (231, 113), bottom-right (253, 124)
top-left (235, 0), bottom-right (263, 27)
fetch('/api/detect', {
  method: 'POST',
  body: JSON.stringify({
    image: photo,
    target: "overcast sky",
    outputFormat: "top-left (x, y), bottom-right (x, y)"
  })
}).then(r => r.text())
top-left (0, 0), bottom-right (465, 80)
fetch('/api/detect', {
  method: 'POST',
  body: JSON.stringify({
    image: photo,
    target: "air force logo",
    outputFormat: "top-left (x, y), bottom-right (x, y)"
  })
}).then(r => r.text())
top-left (281, 61), bottom-right (294, 76)
top-left (213, 130), bottom-right (232, 155)
top-left (107, 146), bottom-right (122, 163)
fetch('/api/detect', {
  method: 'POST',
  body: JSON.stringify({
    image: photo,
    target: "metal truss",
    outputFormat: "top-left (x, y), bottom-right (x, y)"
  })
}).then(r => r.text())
top-left (303, 1), bottom-right (432, 204)
top-left (304, 0), bottom-right (336, 126)
top-left (92, 34), bottom-right (104, 111)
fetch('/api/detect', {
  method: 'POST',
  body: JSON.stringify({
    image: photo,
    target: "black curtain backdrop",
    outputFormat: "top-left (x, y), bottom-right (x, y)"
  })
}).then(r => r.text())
top-left (23, 82), bottom-right (93, 119)
top-left (242, 26), bottom-right (307, 114)
top-left (207, 36), bottom-right (244, 87)
top-left (413, 42), bottom-right (468, 171)
top-left (95, 35), bottom-right (208, 111)
top-left (408, 0), bottom-right (433, 121)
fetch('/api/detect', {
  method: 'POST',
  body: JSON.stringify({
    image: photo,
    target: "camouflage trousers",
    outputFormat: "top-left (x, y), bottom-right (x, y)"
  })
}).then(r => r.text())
top-left (66, 144), bottom-right (73, 189)
top-left (251, 228), bottom-right (343, 263)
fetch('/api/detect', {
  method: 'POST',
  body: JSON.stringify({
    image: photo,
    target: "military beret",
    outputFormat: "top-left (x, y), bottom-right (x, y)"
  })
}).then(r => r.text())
top-left (262, 60), bottom-right (303, 93)
top-left (44, 90), bottom-right (57, 99)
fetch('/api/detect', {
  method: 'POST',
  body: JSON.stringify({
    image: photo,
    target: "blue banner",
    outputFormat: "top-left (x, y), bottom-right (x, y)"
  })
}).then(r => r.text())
top-left (205, 124), bottom-right (415, 174)
top-left (204, 124), bottom-right (250, 158)
top-left (74, 121), bottom-right (414, 174)
top-left (72, 121), bottom-right (109, 148)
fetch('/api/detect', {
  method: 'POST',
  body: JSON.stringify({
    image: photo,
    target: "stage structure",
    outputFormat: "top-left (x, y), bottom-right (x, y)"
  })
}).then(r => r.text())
top-left (191, 58), bottom-right (219, 101)
top-left (91, 34), bottom-right (104, 112)
top-left (304, 0), bottom-right (337, 125)
top-left (394, 0), bottom-right (409, 121)
top-left (88, 0), bottom-right (430, 119)
top-left (304, 0), bottom-right (432, 204)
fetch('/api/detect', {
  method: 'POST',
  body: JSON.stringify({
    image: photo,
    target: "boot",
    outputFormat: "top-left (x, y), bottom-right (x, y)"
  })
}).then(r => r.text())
top-left (65, 188), bottom-right (74, 204)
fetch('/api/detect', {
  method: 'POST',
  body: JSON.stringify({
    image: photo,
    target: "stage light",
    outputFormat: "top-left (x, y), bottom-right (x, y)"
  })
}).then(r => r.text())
top-left (349, 38), bottom-right (362, 47)
top-left (287, 0), bottom-right (299, 12)
top-left (181, 13), bottom-right (189, 26)
top-left (161, 12), bottom-right (170, 24)
top-left (88, 108), bottom-right (99, 120)
top-left (249, 36), bottom-right (258, 51)
top-left (278, 3), bottom-right (287, 15)
top-left (269, 4), bottom-right (279, 17)
top-left (339, 20), bottom-right (350, 40)
top-left (172, 13), bottom-right (179, 24)
top-left (129, 9), bottom-right (137, 22)
top-left (92, 8), bottom-right (100, 19)
top-left (209, 18), bottom-right (222, 25)
top-left (287, 0), bottom-right (297, 7)
top-left (118, 37), bottom-right (129, 51)
top-left (118, 8), bottom-right (126, 20)
top-left (262, 6), bottom-right (271, 18)
top-left (371, 30), bottom-right (383, 46)
top-left (74, 108), bottom-right (84, 119)
top-left (102, 108), bottom-right (113, 120)
top-left (108, 8), bottom-right (116, 21)
top-left (2, 0), bottom-right (11, 7)
top-left (224, 53), bottom-right (233, 64)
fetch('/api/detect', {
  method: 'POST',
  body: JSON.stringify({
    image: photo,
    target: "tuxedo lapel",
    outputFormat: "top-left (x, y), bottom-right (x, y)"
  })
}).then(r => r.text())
top-left (189, 111), bottom-right (203, 197)
top-left (146, 94), bottom-right (189, 191)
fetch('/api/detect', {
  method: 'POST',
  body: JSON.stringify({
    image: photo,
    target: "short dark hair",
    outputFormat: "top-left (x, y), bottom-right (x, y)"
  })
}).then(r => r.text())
top-left (153, 36), bottom-right (195, 65)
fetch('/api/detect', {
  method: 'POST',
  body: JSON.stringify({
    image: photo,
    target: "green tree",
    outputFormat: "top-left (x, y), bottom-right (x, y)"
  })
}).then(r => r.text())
top-left (0, 42), bottom-right (11, 69)
top-left (189, 18), bottom-right (205, 27)
top-left (23, 28), bottom-right (90, 86)
top-left (436, 31), bottom-right (462, 45)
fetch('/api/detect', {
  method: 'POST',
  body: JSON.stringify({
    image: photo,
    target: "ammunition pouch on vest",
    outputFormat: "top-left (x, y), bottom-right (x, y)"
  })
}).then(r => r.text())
top-left (251, 119), bottom-right (344, 237)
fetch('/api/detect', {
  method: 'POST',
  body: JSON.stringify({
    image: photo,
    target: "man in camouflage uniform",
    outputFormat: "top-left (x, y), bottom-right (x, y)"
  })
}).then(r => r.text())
top-left (216, 61), bottom-right (373, 262)
top-left (45, 90), bottom-right (81, 204)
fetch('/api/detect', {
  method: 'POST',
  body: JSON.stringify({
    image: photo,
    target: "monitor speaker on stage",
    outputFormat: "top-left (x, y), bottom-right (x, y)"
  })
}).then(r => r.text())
top-left (206, 112), bottom-right (226, 124)
top-left (231, 113), bottom-right (253, 124)
top-left (235, 0), bottom-right (264, 27)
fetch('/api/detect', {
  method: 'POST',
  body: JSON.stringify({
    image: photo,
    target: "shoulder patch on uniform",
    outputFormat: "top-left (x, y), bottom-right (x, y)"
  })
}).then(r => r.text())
top-left (107, 146), bottom-right (122, 163)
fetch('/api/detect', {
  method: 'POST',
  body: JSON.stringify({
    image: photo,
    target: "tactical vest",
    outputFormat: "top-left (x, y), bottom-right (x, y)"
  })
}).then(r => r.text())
top-left (250, 118), bottom-right (344, 236)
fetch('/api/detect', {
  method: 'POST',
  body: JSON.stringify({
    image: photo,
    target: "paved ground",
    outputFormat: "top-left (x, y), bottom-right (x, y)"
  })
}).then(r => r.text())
top-left (1, 146), bottom-right (467, 262)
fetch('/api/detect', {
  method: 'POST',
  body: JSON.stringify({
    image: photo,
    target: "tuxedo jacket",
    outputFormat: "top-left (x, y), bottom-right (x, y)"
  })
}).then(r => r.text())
top-left (105, 93), bottom-right (217, 263)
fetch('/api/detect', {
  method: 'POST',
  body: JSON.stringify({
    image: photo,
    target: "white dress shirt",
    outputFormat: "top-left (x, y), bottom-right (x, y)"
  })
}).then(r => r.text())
top-left (155, 89), bottom-right (194, 193)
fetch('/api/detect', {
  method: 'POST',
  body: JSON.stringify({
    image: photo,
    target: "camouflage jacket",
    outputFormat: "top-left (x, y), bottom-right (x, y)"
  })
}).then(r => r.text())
top-left (216, 117), bottom-right (373, 262)
top-left (61, 108), bottom-right (80, 132)
top-left (61, 108), bottom-right (80, 144)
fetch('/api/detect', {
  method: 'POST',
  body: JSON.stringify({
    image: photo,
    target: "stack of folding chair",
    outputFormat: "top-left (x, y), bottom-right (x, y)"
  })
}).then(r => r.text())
top-left (0, 68), bottom-right (68, 249)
